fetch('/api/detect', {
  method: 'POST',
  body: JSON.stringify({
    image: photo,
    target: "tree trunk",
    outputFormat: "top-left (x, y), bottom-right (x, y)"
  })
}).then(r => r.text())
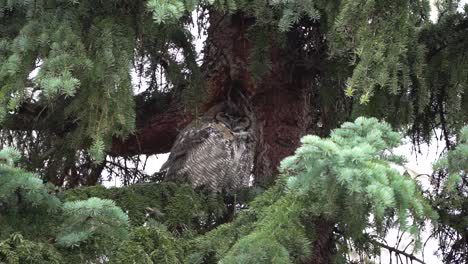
top-left (111, 11), bottom-right (341, 263)
top-left (112, 12), bottom-right (326, 184)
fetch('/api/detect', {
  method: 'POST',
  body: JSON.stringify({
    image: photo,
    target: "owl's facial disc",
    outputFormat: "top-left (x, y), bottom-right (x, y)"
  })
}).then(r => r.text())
top-left (215, 112), bottom-right (232, 129)
top-left (232, 117), bottom-right (251, 132)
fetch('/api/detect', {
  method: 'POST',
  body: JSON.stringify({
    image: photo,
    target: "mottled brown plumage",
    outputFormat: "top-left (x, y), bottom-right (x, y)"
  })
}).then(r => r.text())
top-left (160, 108), bottom-right (255, 192)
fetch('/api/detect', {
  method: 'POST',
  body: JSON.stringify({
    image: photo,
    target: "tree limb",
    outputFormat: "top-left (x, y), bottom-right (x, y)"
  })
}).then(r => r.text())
top-left (372, 239), bottom-right (426, 264)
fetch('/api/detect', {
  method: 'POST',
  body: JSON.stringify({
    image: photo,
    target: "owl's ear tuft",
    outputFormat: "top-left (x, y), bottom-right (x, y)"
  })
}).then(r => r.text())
top-left (215, 112), bottom-right (232, 128)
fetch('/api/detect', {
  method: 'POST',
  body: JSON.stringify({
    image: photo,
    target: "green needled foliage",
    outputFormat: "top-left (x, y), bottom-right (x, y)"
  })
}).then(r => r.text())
top-left (0, 148), bottom-right (129, 262)
top-left (189, 117), bottom-right (438, 263)
top-left (0, 0), bottom-right (467, 262)
top-left (0, 147), bottom-right (243, 263)
top-left (0, 0), bottom-right (466, 184)
top-left (0, 233), bottom-right (62, 264)
top-left (110, 220), bottom-right (187, 264)
top-left (145, 0), bottom-right (431, 105)
top-left (0, 148), bottom-right (61, 239)
top-left (432, 125), bottom-right (468, 263)
top-left (282, 118), bottom-right (437, 252)
top-left (58, 197), bottom-right (129, 247)
top-left (1, 119), bottom-right (467, 263)
top-left (434, 126), bottom-right (467, 192)
top-left (0, 0), bottom-right (202, 170)
top-left (0, 11), bottom-right (135, 162)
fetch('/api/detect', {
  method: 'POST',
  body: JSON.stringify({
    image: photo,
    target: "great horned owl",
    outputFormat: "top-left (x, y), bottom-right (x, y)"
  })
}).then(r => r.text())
top-left (160, 102), bottom-right (255, 192)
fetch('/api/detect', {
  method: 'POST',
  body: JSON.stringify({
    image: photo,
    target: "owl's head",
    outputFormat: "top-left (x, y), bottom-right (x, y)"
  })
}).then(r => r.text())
top-left (215, 112), bottom-right (233, 129)
top-left (232, 116), bottom-right (251, 132)
top-left (215, 112), bottom-right (251, 132)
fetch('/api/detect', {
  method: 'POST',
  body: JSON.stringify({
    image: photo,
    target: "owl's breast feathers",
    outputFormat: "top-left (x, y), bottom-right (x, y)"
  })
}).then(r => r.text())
top-left (212, 122), bottom-right (235, 139)
top-left (160, 119), bottom-right (254, 192)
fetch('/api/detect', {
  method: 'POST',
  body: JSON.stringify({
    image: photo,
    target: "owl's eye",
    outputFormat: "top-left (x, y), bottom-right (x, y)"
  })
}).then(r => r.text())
top-left (215, 112), bottom-right (232, 129)
top-left (232, 117), bottom-right (251, 132)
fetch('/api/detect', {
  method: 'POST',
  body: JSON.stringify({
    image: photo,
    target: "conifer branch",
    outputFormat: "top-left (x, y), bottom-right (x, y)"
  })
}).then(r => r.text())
top-left (372, 239), bottom-right (426, 264)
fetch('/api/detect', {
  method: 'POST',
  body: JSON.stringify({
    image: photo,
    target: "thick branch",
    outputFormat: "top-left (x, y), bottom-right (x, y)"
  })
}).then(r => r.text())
top-left (110, 105), bottom-right (193, 156)
top-left (2, 102), bottom-right (49, 131)
top-left (1, 94), bottom-right (193, 157)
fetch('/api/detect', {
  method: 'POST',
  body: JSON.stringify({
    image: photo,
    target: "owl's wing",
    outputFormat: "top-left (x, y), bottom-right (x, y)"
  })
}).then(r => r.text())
top-left (160, 124), bottom-right (212, 176)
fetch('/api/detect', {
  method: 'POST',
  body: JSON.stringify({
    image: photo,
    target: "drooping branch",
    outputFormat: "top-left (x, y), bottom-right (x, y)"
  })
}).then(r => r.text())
top-left (372, 239), bottom-right (426, 264)
top-left (114, 13), bottom-right (334, 185)
top-left (2, 11), bottom-right (334, 193)
top-left (1, 92), bottom-right (193, 157)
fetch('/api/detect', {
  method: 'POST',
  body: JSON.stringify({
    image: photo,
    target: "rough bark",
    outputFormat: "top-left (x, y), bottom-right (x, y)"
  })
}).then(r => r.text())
top-left (251, 45), bottom-right (320, 185)
top-left (111, 104), bottom-right (193, 156)
top-left (112, 13), bottom-right (324, 185)
top-left (0, 10), bottom-right (338, 263)
top-left (111, 12), bottom-right (255, 156)
top-left (305, 219), bottom-right (335, 264)
top-left (111, 12), bottom-right (336, 263)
